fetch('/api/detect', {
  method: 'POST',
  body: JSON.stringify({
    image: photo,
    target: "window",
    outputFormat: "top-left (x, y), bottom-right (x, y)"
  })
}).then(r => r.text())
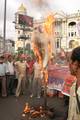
top-left (56, 39), bottom-right (60, 48)
top-left (75, 32), bottom-right (76, 36)
top-left (71, 32), bottom-right (74, 37)
top-left (69, 40), bottom-right (75, 48)
top-left (68, 32), bottom-right (70, 37)
top-left (68, 22), bottom-right (76, 26)
top-left (18, 31), bottom-right (20, 34)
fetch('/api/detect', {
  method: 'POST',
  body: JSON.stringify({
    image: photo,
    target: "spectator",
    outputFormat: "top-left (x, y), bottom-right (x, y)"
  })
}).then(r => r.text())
top-left (67, 46), bottom-right (80, 120)
top-left (26, 57), bottom-right (35, 97)
top-left (15, 55), bottom-right (27, 97)
top-left (6, 55), bottom-right (15, 95)
top-left (0, 55), bottom-right (7, 97)
top-left (31, 57), bottom-right (42, 98)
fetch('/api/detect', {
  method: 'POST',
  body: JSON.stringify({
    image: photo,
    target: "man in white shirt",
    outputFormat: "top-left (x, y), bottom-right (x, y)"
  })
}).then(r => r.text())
top-left (0, 55), bottom-right (7, 97)
top-left (6, 55), bottom-right (15, 95)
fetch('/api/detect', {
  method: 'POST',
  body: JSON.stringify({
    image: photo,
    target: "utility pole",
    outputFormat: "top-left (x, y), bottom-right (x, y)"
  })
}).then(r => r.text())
top-left (3, 0), bottom-right (7, 53)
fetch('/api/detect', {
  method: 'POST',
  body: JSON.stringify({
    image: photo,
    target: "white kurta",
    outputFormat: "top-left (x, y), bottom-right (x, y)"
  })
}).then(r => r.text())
top-left (67, 82), bottom-right (80, 120)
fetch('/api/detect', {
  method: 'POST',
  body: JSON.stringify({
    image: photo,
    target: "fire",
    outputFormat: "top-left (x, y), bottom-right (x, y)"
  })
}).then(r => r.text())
top-left (32, 39), bottom-right (48, 84)
top-left (43, 68), bottom-right (48, 83)
top-left (42, 14), bottom-right (55, 83)
top-left (33, 43), bottom-right (42, 66)
top-left (44, 14), bottom-right (55, 35)
top-left (43, 13), bottom-right (55, 61)
top-left (48, 41), bottom-right (52, 59)
top-left (32, 15), bottom-right (55, 84)
top-left (24, 103), bottom-right (30, 113)
top-left (22, 15), bottom-right (55, 117)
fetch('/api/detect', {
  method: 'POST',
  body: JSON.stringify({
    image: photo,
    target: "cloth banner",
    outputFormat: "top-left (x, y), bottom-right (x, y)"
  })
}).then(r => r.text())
top-left (62, 75), bottom-right (76, 96)
top-left (48, 65), bottom-right (75, 96)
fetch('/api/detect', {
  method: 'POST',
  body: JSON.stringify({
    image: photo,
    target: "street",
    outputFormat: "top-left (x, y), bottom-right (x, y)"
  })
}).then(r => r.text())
top-left (0, 95), bottom-right (68, 120)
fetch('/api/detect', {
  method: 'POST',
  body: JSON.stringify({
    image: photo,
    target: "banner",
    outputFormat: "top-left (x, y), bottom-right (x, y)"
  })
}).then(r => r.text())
top-left (62, 75), bottom-right (76, 96)
top-left (18, 14), bottom-right (33, 27)
top-left (48, 65), bottom-right (75, 96)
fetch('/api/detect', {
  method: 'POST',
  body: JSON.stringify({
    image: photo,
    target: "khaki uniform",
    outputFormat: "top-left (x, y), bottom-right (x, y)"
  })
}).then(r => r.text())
top-left (15, 61), bottom-right (26, 97)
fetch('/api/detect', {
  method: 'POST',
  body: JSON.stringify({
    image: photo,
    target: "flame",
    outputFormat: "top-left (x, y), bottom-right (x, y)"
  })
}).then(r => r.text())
top-left (43, 13), bottom-right (55, 62)
top-left (43, 68), bottom-right (48, 83)
top-left (32, 17), bottom-right (55, 83)
top-left (35, 47), bottom-right (42, 65)
top-left (32, 37), bottom-right (48, 83)
top-left (44, 14), bottom-right (55, 35)
top-left (32, 43), bottom-right (43, 66)
top-left (24, 103), bottom-right (30, 113)
top-left (42, 14), bottom-right (55, 83)
top-left (48, 41), bottom-right (52, 59)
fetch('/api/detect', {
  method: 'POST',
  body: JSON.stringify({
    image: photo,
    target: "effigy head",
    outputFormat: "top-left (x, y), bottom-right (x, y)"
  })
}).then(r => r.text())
top-left (31, 28), bottom-right (49, 68)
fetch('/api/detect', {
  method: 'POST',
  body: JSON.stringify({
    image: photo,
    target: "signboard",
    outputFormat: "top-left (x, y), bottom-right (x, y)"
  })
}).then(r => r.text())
top-left (18, 14), bottom-right (33, 27)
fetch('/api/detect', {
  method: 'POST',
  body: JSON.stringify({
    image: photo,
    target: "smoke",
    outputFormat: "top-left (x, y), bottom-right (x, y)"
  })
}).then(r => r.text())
top-left (31, 0), bottom-right (49, 7)
top-left (30, 0), bottom-right (52, 15)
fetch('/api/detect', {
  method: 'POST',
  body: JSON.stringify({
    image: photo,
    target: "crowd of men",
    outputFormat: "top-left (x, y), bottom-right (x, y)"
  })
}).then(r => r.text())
top-left (0, 49), bottom-right (70, 98)
top-left (0, 53), bottom-right (43, 98)
top-left (0, 46), bottom-right (80, 120)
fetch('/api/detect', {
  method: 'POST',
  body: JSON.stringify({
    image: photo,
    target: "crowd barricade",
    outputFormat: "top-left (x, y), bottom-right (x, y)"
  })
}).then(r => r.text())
top-left (47, 64), bottom-right (76, 97)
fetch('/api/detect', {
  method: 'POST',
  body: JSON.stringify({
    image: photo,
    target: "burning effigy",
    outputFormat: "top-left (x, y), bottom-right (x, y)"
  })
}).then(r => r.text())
top-left (31, 28), bottom-right (48, 68)
top-left (31, 14), bottom-right (55, 87)
top-left (22, 14), bottom-right (55, 119)
top-left (32, 14), bottom-right (55, 68)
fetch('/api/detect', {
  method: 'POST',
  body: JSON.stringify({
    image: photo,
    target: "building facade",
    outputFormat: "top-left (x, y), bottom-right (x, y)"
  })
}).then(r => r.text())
top-left (15, 4), bottom-right (80, 53)
top-left (0, 36), bottom-right (15, 54)
top-left (54, 11), bottom-right (80, 52)
top-left (15, 3), bottom-right (33, 52)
